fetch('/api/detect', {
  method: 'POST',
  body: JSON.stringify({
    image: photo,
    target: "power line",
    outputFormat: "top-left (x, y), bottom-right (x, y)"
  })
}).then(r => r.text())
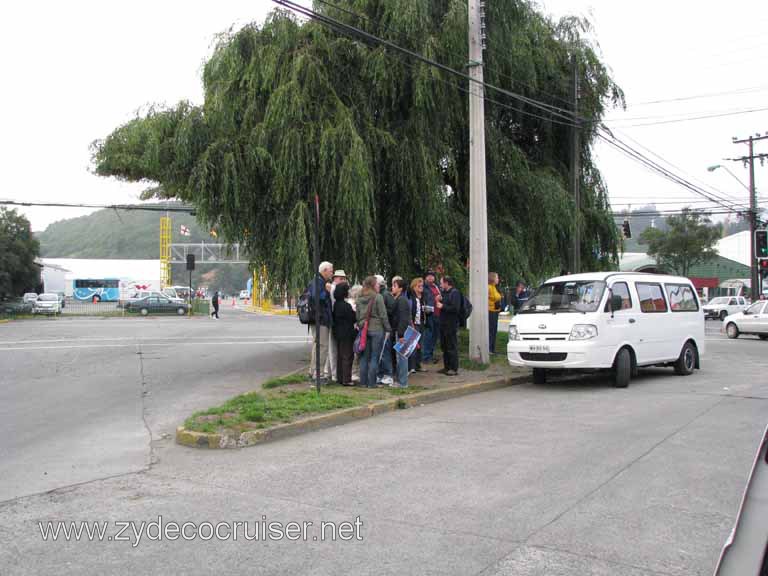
top-left (272, 0), bottom-right (582, 125)
top-left (314, 0), bottom-right (577, 110)
top-left (608, 106), bottom-right (768, 128)
top-left (0, 200), bottom-right (195, 213)
top-left (628, 84), bottom-right (768, 106)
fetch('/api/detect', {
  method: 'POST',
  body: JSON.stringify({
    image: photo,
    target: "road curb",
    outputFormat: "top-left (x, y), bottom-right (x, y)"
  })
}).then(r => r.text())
top-left (176, 373), bottom-right (529, 449)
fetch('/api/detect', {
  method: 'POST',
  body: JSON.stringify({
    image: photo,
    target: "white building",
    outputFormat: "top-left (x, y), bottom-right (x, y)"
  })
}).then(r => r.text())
top-left (37, 260), bottom-right (70, 294)
top-left (39, 259), bottom-right (160, 297)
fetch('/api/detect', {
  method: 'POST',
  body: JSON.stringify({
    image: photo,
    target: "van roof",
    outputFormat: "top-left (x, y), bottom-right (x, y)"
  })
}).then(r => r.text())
top-left (546, 272), bottom-right (694, 284)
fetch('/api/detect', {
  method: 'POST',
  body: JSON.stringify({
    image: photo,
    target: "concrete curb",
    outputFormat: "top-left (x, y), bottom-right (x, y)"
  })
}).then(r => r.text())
top-left (176, 373), bottom-right (529, 449)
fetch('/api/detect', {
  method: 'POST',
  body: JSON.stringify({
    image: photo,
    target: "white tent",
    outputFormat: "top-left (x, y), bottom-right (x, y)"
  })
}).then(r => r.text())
top-left (716, 231), bottom-right (750, 267)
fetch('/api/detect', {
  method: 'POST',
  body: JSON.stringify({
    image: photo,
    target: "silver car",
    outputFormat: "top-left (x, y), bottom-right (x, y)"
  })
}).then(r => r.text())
top-left (724, 301), bottom-right (768, 340)
top-left (32, 293), bottom-right (62, 315)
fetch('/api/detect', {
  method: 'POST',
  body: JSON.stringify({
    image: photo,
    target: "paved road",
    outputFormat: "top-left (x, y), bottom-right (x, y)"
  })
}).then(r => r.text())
top-left (0, 311), bottom-right (309, 501)
top-left (0, 317), bottom-right (766, 575)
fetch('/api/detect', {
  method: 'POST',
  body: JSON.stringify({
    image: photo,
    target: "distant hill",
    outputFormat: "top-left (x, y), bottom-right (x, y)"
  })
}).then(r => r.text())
top-left (37, 205), bottom-right (251, 294)
top-left (38, 205), bottom-right (209, 259)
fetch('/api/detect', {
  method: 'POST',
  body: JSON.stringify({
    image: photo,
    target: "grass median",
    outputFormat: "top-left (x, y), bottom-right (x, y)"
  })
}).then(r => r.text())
top-left (184, 375), bottom-right (427, 435)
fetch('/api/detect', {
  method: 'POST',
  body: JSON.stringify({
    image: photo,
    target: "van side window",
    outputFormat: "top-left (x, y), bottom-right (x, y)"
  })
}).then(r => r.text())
top-left (636, 282), bottom-right (668, 313)
top-left (665, 284), bottom-right (699, 312)
top-left (604, 282), bottom-right (632, 312)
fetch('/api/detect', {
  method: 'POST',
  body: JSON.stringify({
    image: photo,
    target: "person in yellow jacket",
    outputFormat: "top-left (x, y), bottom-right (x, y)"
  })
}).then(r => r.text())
top-left (488, 272), bottom-right (503, 354)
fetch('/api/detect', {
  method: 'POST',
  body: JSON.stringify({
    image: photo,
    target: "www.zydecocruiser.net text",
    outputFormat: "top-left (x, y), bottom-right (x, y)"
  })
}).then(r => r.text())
top-left (38, 516), bottom-right (364, 547)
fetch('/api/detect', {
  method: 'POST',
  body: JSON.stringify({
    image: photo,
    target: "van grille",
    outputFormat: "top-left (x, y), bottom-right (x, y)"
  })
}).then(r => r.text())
top-left (520, 353), bottom-right (568, 362)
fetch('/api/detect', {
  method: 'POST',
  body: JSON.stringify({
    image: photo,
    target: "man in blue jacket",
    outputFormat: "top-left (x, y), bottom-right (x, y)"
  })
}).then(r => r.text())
top-left (308, 261), bottom-right (334, 382)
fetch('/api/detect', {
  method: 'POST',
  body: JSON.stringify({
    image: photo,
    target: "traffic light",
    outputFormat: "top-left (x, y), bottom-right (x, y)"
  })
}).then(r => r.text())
top-left (622, 220), bottom-right (632, 239)
top-left (756, 229), bottom-right (768, 259)
top-left (760, 258), bottom-right (768, 272)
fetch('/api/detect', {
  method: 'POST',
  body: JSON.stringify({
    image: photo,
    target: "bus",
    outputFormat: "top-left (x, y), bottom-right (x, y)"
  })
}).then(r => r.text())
top-left (73, 278), bottom-right (121, 302)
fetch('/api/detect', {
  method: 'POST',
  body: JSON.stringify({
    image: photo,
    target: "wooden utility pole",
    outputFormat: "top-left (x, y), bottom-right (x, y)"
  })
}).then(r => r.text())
top-left (570, 53), bottom-right (581, 273)
top-left (468, 0), bottom-right (489, 364)
top-left (731, 134), bottom-right (768, 298)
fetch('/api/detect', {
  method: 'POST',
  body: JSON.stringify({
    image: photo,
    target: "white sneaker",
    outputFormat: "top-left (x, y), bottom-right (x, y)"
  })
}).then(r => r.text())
top-left (380, 376), bottom-right (394, 385)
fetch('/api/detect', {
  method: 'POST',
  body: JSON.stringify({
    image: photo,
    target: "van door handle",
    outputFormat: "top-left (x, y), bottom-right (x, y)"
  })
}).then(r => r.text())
top-left (628, 318), bottom-right (636, 324)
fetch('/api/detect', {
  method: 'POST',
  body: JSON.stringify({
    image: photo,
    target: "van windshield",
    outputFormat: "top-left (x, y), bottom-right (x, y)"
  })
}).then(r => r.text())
top-left (520, 280), bottom-right (606, 314)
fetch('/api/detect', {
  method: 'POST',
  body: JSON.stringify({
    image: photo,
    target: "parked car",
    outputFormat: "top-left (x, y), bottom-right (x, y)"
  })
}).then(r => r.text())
top-left (507, 272), bottom-right (705, 388)
top-left (0, 298), bottom-right (33, 315)
top-left (125, 295), bottom-right (189, 316)
top-left (723, 301), bottom-right (768, 340)
top-left (56, 292), bottom-right (65, 309)
top-left (239, 290), bottom-right (249, 300)
top-left (23, 292), bottom-right (38, 304)
top-left (32, 293), bottom-right (62, 315)
top-left (702, 296), bottom-right (749, 321)
top-left (120, 290), bottom-right (185, 308)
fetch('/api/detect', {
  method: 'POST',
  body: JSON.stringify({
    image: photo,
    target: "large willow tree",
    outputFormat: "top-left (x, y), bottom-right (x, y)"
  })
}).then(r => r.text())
top-left (93, 0), bottom-right (623, 292)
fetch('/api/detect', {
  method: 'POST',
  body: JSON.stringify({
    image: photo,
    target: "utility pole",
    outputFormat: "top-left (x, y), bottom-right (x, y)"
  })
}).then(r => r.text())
top-left (570, 53), bottom-right (581, 274)
top-left (731, 134), bottom-right (768, 298)
top-left (468, 0), bottom-right (489, 364)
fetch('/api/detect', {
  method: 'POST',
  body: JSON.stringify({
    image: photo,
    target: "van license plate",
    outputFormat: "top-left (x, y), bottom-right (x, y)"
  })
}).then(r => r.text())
top-left (529, 344), bottom-right (550, 354)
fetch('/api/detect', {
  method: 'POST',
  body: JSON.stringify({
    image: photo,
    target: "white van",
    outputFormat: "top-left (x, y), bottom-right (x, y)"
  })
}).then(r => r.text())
top-left (506, 272), bottom-right (705, 387)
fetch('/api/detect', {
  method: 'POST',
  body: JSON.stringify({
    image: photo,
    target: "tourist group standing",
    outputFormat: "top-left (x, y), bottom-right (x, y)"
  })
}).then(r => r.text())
top-left (303, 262), bottom-right (481, 388)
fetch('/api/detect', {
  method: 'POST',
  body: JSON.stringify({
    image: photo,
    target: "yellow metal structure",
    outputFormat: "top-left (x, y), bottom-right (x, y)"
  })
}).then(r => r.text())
top-left (159, 216), bottom-right (171, 289)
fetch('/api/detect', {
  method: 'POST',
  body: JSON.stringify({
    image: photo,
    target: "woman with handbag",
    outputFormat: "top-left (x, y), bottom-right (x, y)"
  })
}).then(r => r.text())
top-left (355, 276), bottom-right (391, 388)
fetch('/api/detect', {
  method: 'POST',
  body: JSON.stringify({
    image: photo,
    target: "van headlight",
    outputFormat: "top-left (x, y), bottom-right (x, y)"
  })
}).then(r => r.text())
top-left (569, 324), bottom-right (598, 341)
top-left (508, 325), bottom-right (520, 341)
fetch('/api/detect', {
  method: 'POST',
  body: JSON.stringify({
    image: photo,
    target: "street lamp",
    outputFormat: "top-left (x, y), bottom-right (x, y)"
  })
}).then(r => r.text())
top-left (707, 164), bottom-right (751, 192)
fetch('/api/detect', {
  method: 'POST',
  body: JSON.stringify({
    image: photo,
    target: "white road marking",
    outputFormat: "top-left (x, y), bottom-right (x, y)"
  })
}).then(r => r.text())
top-left (0, 340), bottom-right (311, 352)
top-left (0, 336), bottom-right (309, 345)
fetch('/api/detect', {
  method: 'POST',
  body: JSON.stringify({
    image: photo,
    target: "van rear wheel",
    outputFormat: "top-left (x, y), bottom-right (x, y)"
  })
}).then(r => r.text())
top-left (532, 368), bottom-right (547, 385)
top-left (674, 341), bottom-right (696, 376)
top-left (613, 348), bottom-right (631, 388)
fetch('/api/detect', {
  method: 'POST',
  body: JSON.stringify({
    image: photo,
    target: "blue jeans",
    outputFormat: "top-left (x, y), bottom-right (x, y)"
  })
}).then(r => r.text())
top-left (378, 332), bottom-right (393, 379)
top-left (422, 315), bottom-right (440, 361)
top-left (396, 346), bottom-right (409, 387)
top-left (359, 331), bottom-right (384, 388)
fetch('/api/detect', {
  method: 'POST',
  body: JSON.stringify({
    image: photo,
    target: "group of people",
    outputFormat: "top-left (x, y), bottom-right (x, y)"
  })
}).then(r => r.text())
top-left (306, 262), bottom-right (467, 389)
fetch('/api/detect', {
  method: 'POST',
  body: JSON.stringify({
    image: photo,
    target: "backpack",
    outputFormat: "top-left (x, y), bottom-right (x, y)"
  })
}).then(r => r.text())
top-left (458, 292), bottom-right (473, 324)
top-left (297, 286), bottom-right (316, 325)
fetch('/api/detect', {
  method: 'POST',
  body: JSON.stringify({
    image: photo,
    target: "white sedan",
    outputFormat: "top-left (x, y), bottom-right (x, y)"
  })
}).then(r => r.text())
top-left (724, 301), bottom-right (768, 340)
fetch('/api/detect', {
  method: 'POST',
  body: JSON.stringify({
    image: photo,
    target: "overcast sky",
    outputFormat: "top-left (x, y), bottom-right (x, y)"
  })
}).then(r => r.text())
top-left (2, 0), bottom-right (767, 232)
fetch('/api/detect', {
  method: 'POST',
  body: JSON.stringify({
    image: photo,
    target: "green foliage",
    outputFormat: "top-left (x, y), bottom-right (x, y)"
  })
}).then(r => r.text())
top-left (639, 208), bottom-right (722, 277)
top-left (0, 208), bottom-right (40, 298)
top-left (92, 2), bottom-right (623, 292)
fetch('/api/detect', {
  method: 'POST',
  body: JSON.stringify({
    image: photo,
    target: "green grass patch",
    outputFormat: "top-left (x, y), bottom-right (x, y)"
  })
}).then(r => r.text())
top-left (458, 327), bottom-right (510, 370)
top-left (184, 379), bottom-right (431, 434)
top-left (185, 389), bottom-right (363, 433)
top-left (262, 372), bottom-right (309, 389)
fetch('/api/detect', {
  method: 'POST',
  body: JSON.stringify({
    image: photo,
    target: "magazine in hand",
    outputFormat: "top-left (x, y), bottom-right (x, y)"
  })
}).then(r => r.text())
top-left (394, 326), bottom-right (421, 359)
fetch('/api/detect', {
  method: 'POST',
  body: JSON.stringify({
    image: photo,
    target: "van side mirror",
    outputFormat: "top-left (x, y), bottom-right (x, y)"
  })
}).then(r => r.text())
top-left (611, 294), bottom-right (623, 312)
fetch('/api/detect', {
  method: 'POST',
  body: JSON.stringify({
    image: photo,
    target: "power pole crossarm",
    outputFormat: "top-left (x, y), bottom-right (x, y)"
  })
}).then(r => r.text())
top-left (468, 0), bottom-right (490, 364)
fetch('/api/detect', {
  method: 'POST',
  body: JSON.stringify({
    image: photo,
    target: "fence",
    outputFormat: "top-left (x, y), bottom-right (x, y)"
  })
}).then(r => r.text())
top-left (0, 297), bottom-right (210, 319)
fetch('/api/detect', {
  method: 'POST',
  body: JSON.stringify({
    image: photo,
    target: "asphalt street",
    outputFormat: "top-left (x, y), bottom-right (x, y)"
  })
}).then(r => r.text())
top-left (0, 316), bottom-right (766, 575)
top-left (0, 309), bottom-right (310, 501)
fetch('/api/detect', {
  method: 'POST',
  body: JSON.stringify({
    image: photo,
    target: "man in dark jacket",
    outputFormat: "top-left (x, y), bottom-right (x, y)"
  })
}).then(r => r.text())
top-left (210, 290), bottom-right (220, 319)
top-left (438, 276), bottom-right (461, 376)
top-left (307, 261), bottom-right (334, 382)
top-left (390, 277), bottom-right (412, 387)
top-left (376, 274), bottom-right (396, 385)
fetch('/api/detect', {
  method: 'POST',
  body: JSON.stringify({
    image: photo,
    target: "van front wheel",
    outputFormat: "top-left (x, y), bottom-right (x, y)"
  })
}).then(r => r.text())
top-left (613, 348), bottom-right (631, 388)
top-left (674, 341), bottom-right (696, 376)
top-left (532, 368), bottom-right (547, 385)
